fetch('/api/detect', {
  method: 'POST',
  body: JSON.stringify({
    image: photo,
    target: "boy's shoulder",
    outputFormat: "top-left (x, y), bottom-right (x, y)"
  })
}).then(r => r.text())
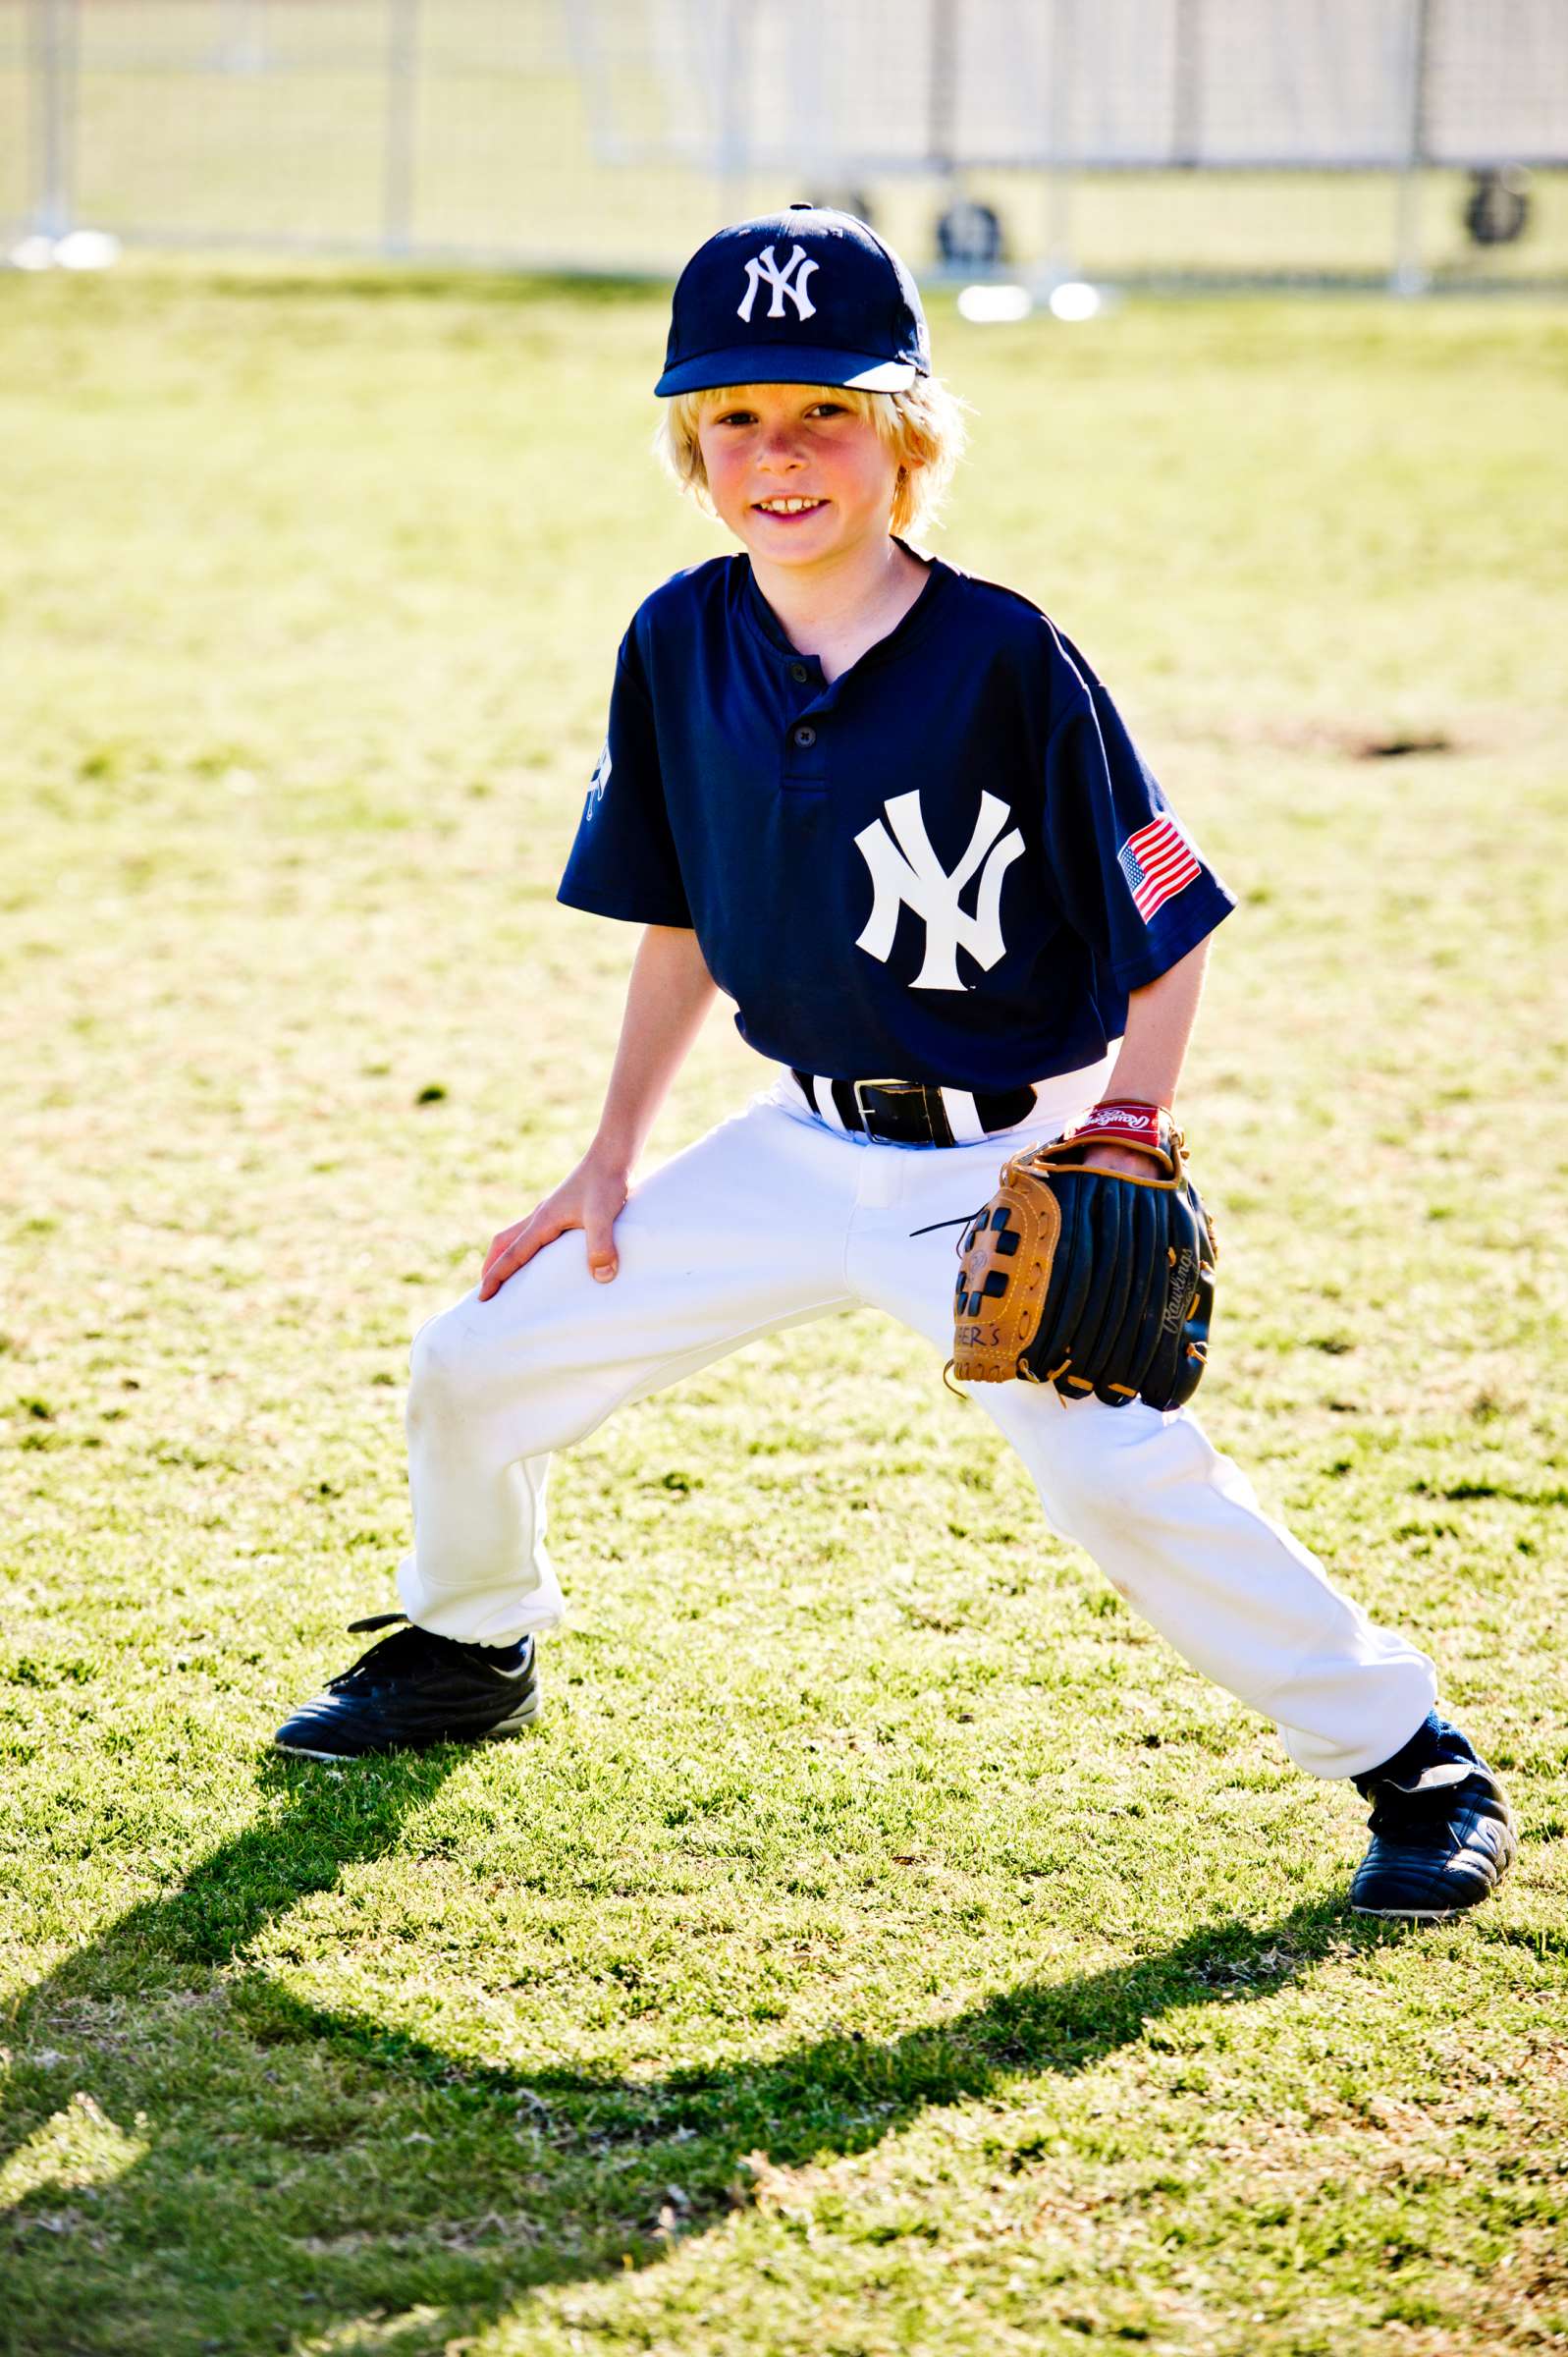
top-left (947, 565), bottom-right (1100, 694)
top-left (625, 555), bottom-right (739, 643)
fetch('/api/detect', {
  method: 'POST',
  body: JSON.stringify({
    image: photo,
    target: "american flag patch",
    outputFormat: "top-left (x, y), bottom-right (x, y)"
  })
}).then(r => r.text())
top-left (1116, 813), bottom-right (1201, 922)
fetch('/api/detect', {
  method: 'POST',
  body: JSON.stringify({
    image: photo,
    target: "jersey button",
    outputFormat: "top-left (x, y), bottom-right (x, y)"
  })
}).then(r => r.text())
top-left (792, 724), bottom-right (817, 747)
top-left (789, 662), bottom-right (810, 683)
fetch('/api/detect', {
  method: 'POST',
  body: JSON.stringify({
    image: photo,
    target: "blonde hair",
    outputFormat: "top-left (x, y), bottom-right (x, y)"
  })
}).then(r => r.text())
top-left (654, 375), bottom-right (967, 541)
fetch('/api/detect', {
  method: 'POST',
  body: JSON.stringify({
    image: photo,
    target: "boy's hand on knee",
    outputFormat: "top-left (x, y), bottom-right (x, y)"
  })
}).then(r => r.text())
top-left (478, 1154), bottom-right (630, 1299)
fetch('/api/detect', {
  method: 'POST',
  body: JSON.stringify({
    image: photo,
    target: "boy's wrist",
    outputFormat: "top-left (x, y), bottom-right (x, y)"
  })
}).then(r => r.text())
top-left (1077, 1098), bottom-right (1169, 1144)
top-left (1100, 1083), bottom-right (1179, 1125)
top-left (588, 1128), bottom-right (637, 1178)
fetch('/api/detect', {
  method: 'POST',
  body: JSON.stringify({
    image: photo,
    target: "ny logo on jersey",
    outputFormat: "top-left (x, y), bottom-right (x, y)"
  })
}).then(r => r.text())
top-left (737, 243), bottom-right (819, 324)
top-left (584, 739), bottom-right (612, 820)
top-left (853, 790), bottom-right (1024, 991)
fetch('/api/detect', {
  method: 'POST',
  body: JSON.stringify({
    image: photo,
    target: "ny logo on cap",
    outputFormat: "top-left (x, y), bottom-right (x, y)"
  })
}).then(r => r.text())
top-left (854, 791), bottom-right (1023, 991)
top-left (737, 243), bottom-right (819, 324)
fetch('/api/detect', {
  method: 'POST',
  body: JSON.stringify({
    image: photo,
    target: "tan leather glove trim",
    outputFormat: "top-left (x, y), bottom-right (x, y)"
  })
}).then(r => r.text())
top-left (952, 1157), bottom-right (1062, 1383)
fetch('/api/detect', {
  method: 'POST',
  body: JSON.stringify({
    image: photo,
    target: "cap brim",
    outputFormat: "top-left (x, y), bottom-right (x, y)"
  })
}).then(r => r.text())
top-left (655, 347), bottom-right (920, 397)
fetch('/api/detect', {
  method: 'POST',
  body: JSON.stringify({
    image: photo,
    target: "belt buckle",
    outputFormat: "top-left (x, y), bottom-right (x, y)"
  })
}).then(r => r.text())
top-left (853, 1076), bottom-right (919, 1135)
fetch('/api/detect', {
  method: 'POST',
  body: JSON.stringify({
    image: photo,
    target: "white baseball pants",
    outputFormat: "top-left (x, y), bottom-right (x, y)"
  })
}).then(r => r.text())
top-left (398, 1072), bottom-right (1436, 1781)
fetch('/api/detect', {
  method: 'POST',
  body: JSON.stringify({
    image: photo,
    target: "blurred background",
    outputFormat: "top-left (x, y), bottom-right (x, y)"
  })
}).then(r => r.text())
top-left (4, 0), bottom-right (1567, 292)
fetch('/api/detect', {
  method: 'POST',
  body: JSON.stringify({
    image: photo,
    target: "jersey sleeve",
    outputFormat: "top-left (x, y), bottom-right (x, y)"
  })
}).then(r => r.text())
top-left (557, 626), bottom-right (692, 928)
top-left (1042, 653), bottom-right (1234, 992)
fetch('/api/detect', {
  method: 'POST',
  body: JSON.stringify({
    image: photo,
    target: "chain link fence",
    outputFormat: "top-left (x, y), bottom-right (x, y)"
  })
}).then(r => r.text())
top-left (3, 0), bottom-right (1566, 287)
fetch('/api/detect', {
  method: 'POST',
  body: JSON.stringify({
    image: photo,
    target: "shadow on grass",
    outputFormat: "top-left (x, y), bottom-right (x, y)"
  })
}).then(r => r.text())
top-left (3, 1747), bottom-right (1365, 2356)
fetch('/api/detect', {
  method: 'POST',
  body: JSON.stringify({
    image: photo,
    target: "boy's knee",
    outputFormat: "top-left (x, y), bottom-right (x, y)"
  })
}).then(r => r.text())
top-left (406, 1295), bottom-right (574, 1456)
top-left (406, 1303), bottom-right (489, 1431)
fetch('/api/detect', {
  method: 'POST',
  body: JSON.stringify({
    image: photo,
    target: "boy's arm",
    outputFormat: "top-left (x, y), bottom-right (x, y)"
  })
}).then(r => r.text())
top-left (1079, 937), bottom-right (1210, 1177)
top-left (479, 925), bottom-right (717, 1297)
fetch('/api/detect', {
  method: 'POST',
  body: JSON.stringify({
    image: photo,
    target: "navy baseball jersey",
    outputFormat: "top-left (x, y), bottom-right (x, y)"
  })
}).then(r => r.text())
top-left (558, 551), bottom-right (1234, 1091)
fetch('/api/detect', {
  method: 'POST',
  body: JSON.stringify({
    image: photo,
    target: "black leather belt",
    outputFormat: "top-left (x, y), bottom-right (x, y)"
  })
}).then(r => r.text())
top-left (790, 1069), bottom-right (1039, 1147)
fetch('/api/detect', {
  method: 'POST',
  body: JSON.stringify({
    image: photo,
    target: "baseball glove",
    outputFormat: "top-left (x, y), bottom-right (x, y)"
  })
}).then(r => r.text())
top-left (951, 1101), bottom-right (1217, 1410)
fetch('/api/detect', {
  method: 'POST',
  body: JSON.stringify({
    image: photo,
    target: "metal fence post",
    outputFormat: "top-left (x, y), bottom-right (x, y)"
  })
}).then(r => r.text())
top-left (216, 0), bottom-right (269, 75)
top-left (384, 0), bottom-right (419, 257)
top-left (714, 0), bottom-right (750, 228)
top-left (28, 0), bottom-right (76, 240)
top-left (928, 0), bottom-right (957, 181)
top-left (1171, 0), bottom-right (1203, 169)
top-left (1043, 0), bottom-right (1076, 283)
top-left (1392, 0), bottom-right (1431, 294)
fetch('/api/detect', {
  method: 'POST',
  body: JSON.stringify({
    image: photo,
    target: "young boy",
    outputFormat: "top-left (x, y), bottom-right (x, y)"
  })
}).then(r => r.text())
top-left (276, 207), bottom-right (1515, 1922)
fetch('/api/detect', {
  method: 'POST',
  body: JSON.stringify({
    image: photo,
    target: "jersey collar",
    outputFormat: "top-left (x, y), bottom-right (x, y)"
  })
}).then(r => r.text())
top-left (738, 540), bottom-right (957, 679)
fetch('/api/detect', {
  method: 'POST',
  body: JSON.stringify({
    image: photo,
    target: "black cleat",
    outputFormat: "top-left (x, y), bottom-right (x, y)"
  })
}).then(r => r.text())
top-left (274, 1612), bottom-right (541, 1760)
top-left (1350, 1720), bottom-right (1515, 1921)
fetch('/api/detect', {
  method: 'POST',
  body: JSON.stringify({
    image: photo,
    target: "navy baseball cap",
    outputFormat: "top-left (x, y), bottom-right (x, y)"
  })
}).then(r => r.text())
top-left (655, 204), bottom-right (930, 398)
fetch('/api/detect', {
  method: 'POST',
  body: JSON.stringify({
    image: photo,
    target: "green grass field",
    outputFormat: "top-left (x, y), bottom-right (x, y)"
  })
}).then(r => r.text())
top-left (2, 265), bottom-right (1566, 2357)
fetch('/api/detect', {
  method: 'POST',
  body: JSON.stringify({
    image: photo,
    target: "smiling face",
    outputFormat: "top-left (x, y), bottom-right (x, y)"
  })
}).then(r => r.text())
top-left (693, 384), bottom-right (905, 574)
